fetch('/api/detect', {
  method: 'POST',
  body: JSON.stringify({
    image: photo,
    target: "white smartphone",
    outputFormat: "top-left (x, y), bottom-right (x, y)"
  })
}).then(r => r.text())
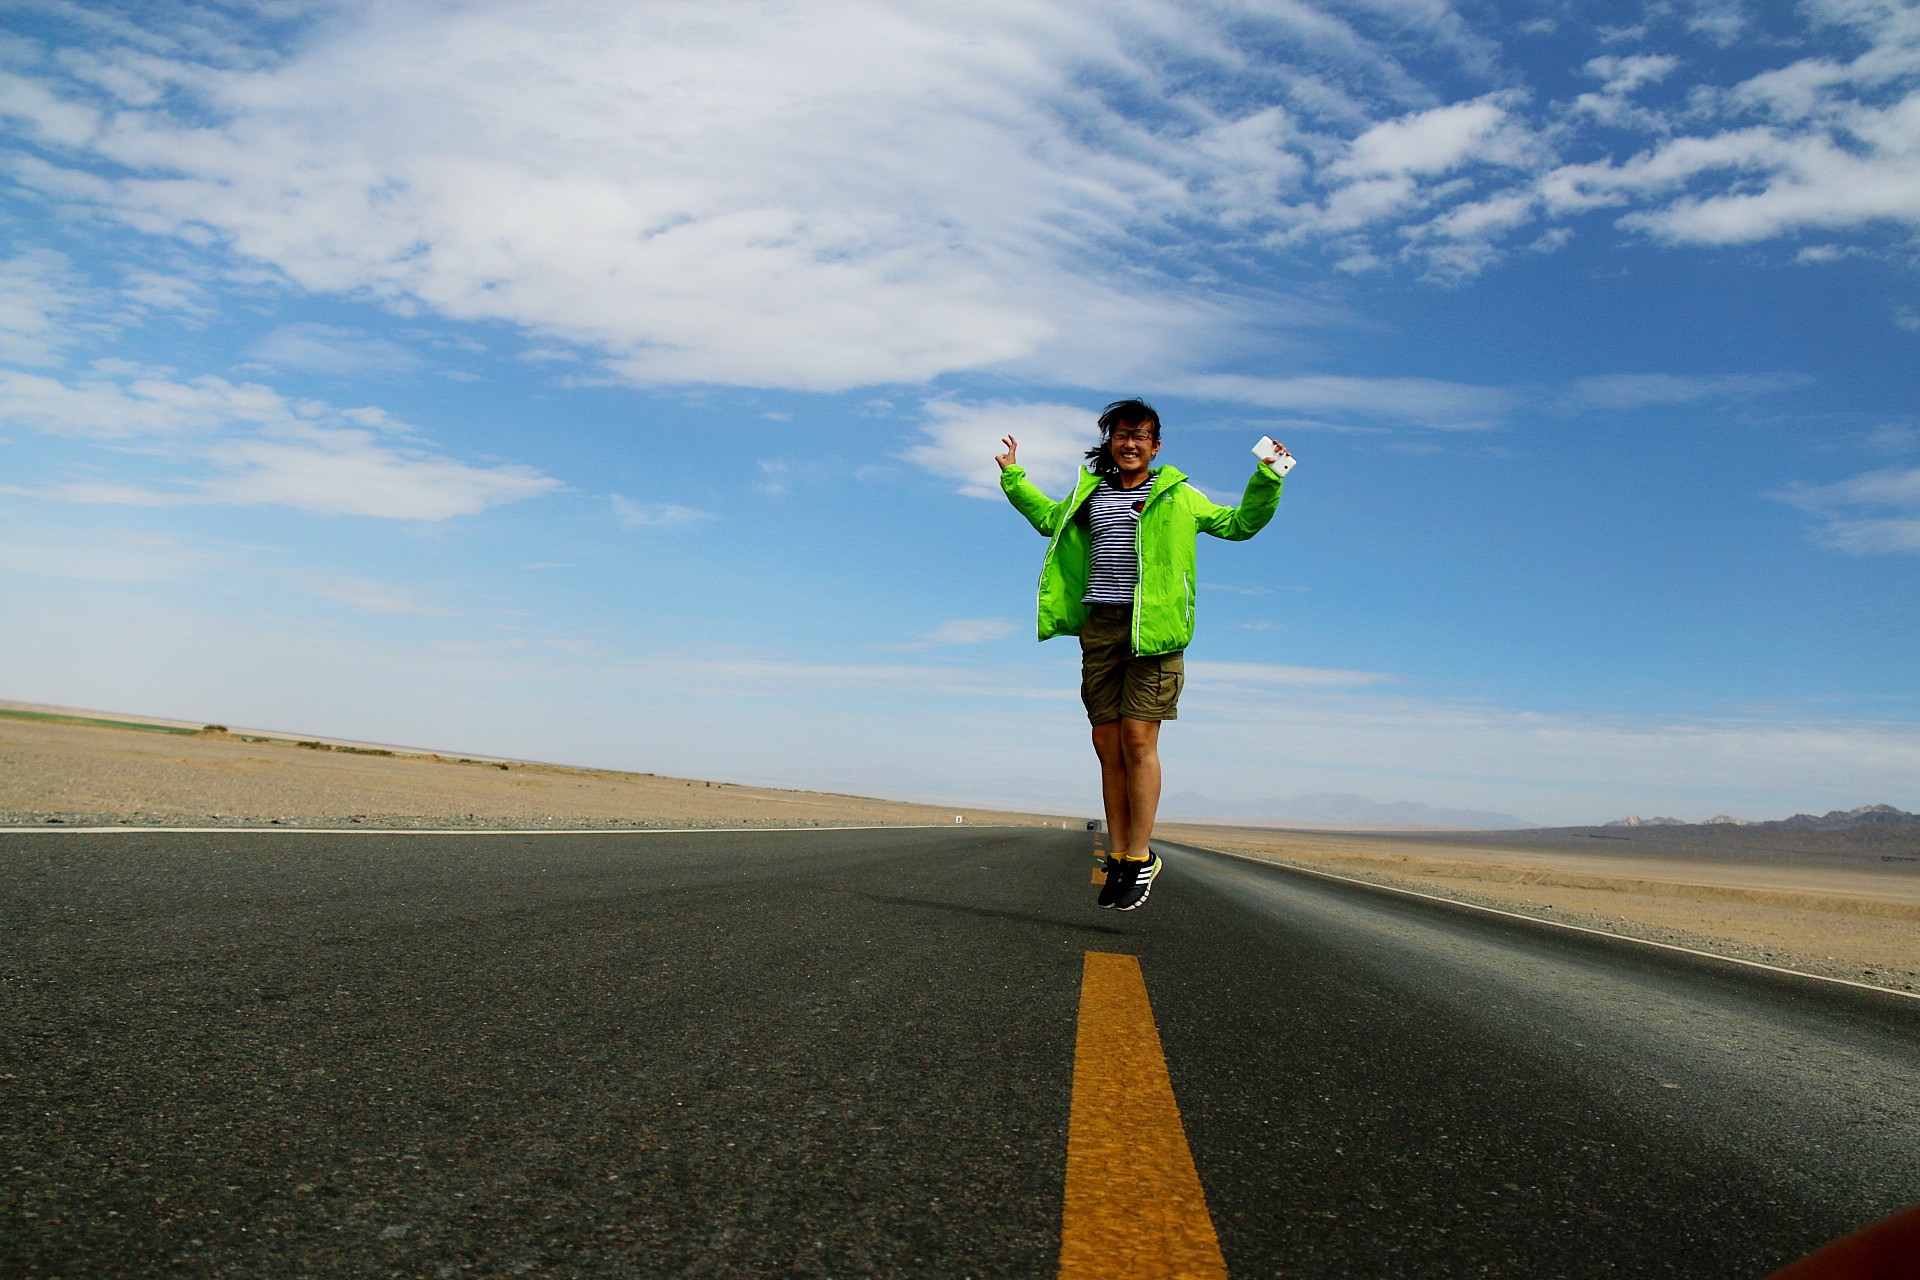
top-left (1254, 436), bottom-right (1295, 477)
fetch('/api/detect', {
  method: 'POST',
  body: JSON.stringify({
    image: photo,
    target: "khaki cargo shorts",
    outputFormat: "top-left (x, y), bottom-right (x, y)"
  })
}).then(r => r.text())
top-left (1080, 603), bottom-right (1184, 725)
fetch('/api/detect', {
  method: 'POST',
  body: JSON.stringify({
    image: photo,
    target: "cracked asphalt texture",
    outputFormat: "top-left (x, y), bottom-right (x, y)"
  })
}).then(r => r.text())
top-left (4, 826), bottom-right (1919, 1278)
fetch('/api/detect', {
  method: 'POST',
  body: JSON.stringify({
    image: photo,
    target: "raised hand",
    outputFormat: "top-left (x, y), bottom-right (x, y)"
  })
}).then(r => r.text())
top-left (995, 435), bottom-right (1019, 470)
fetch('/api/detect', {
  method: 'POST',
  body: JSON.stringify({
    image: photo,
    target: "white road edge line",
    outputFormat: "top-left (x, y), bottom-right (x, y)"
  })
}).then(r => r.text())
top-left (1176, 841), bottom-right (1920, 1005)
top-left (0, 823), bottom-right (992, 835)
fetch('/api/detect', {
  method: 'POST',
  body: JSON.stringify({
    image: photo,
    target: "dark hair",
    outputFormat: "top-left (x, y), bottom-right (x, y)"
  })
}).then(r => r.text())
top-left (1083, 398), bottom-right (1161, 478)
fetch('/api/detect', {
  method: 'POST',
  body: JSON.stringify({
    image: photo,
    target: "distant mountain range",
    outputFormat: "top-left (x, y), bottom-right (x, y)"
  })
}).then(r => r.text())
top-left (1604, 804), bottom-right (1920, 831)
top-left (1165, 791), bottom-right (1534, 830)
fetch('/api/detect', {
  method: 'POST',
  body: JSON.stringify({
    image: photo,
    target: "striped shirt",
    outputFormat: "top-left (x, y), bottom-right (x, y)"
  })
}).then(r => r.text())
top-left (1082, 475), bottom-right (1155, 604)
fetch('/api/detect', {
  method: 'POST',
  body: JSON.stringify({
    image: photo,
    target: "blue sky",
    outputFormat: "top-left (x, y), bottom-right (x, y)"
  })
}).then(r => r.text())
top-left (2, 0), bottom-right (1917, 825)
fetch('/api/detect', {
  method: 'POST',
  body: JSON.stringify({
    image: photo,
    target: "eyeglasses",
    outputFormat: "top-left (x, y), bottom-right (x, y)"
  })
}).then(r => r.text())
top-left (1109, 429), bottom-right (1156, 443)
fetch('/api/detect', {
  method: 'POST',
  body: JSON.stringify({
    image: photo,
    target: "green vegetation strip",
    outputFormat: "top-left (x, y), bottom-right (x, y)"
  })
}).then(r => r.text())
top-left (0, 708), bottom-right (196, 735)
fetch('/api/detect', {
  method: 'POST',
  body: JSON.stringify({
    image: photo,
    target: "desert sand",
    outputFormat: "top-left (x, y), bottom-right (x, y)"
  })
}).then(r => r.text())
top-left (1158, 823), bottom-right (1920, 994)
top-left (0, 715), bottom-right (1077, 830)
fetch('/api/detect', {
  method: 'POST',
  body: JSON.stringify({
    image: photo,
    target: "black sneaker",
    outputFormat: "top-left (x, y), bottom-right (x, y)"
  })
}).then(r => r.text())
top-left (1108, 852), bottom-right (1162, 911)
top-left (1096, 855), bottom-right (1127, 908)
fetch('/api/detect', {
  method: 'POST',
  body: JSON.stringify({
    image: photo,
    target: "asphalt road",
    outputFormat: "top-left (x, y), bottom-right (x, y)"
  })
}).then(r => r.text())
top-left (4, 826), bottom-right (1919, 1279)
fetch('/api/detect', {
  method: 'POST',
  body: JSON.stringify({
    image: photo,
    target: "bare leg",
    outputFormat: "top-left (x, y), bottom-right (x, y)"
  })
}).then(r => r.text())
top-left (1118, 717), bottom-right (1162, 858)
top-left (1091, 721), bottom-right (1131, 854)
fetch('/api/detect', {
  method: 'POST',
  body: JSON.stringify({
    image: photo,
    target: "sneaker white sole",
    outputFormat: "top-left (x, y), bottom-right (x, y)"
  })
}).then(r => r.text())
top-left (1114, 859), bottom-right (1160, 911)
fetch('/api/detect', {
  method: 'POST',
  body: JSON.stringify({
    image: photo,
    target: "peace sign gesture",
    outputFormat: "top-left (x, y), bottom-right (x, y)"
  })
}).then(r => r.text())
top-left (995, 435), bottom-right (1018, 471)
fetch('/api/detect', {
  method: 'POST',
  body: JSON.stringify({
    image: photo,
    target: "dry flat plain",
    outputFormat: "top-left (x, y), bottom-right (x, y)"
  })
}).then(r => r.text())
top-left (0, 714), bottom-right (1074, 830)
top-left (1159, 823), bottom-right (1920, 994)
top-left (6, 707), bottom-right (1918, 995)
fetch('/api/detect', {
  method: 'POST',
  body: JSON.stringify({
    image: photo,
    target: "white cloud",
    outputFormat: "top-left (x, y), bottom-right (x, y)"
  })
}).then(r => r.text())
top-left (0, 530), bottom-right (224, 582)
top-left (300, 577), bottom-right (458, 615)
top-left (0, 364), bottom-right (312, 439)
top-left (0, 0), bottom-right (1523, 394)
top-left (542, 637), bottom-right (610, 658)
top-left (1290, 93), bottom-right (1551, 274)
top-left (1176, 373), bottom-right (1515, 429)
top-left (0, 364), bottom-right (560, 519)
top-left (1818, 518), bottom-right (1920, 553)
top-left (1177, 683), bottom-right (1920, 818)
top-left (1775, 464), bottom-right (1920, 554)
top-left (118, 268), bottom-right (210, 316)
top-left (1302, 4), bottom-right (1920, 271)
top-left (0, 254), bottom-right (215, 369)
top-left (1559, 372), bottom-right (1801, 412)
top-left (244, 323), bottom-right (423, 377)
top-left (1185, 661), bottom-right (1396, 688)
top-left (882, 618), bottom-right (1019, 651)
top-left (1544, 3), bottom-right (1920, 248)
top-left (1572, 54), bottom-right (1681, 129)
top-left (1677, 0), bottom-right (1749, 46)
top-left (0, 250), bottom-right (93, 365)
top-left (1857, 422), bottom-right (1920, 454)
top-left (902, 399), bottom-right (1099, 498)
top-left (195, 425), bottom-right (559, 518)
top-left (610, 497), bottom-right (714, 529)
top-left (664, 655), bottom-right (1077, 703)
top-left (3, 0), bottom-right (1914, 376)
top-left (1328, 95), bottom-right (1543, 181)
top-left (919, 618), bottom-right (1018, 646)
top-left (1585, 54), bottom-right (1682, 98)
top-left (0, 3), bottom-right (1315, 392)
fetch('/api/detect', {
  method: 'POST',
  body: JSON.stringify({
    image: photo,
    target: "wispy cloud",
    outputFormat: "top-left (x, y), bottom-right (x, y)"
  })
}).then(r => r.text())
top-left (0, 364), bottom-right (560, 519)
top-left (4, 0), bottom-right (1910, 395)
top-left (9, 2), bottom-right (1397, 393)
top-left (0, 531), bottom-right (228, 583)
top-left (199, 428), bottom-right (557, 519)
top-left (1176, 374), bottom-right (1516, 430)
top-left (0, 250), bottom-right (94, 366)
top-left (902, 399), bottom-right (1097, 498)
top-left (243, 323), bottom-right (423, 378)
top-left (1558, 372), bottom-right (1803, 413)
top-left (610, 497), bottom-right (715, 529)
top-left (881, 618), bottom-right (1018, 651)
top-left (1185, 661), bottom-right (1396, 689)
top-left (300, 578), bottom-right (459, 616)
top-left (0, 252), bottom-right (216, 368)
top-left (1774, 465), bottom-right (1920, 555)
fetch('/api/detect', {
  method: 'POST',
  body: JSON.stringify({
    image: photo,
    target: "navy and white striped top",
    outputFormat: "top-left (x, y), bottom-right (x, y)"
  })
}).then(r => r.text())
top-left (1082, 475), bottom-right (1155, 604)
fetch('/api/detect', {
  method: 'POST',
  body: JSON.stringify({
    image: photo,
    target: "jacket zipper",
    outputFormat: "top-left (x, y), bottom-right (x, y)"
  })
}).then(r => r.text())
top-left (1132, 475), bottom-right (1183, 655)
top-left (1038, 471), bottom-right (1097, 622)
top-left (1131, 513), bottom-right (1143, 655)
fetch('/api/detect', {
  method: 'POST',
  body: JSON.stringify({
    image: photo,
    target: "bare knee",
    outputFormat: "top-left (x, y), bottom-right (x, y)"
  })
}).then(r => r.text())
top-left (1090, 721), bottom-right (1125, 766)
top-left (1118, 718), bottom-right (1160, 761)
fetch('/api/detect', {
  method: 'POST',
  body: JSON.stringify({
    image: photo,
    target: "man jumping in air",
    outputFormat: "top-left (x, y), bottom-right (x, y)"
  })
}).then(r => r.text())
top-left (995, 399), bottom-right (1290, 911)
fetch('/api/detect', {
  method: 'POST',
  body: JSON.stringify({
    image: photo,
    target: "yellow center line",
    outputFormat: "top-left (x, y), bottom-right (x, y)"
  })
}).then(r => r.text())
top-left (1060, 952), bottom-right (1228, 1280)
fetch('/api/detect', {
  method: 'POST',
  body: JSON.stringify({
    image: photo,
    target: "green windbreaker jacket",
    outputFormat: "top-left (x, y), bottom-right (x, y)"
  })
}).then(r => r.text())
top-left (1000, 462), bottom-right (1283, 656)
